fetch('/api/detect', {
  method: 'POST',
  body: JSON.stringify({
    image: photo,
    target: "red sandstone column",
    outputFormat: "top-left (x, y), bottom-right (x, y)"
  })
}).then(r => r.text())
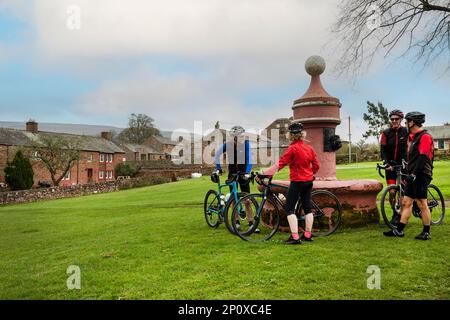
top-left (260, 55), bottom-right (383, 229)
top-left (291, 56), bottom-right (341, 181)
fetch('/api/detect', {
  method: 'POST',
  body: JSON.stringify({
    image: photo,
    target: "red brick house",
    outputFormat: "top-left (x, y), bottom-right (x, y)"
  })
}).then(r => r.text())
top-left (145, 135), bottom-right (178, 159)
top-left (0, 121), bottom-right (126, 187)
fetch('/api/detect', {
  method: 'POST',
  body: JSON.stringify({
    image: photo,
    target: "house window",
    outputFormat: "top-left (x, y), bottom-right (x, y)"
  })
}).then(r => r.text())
top-left (141, 154), bottom-right (147, 161)
top-left (63, 171), bottom-right (71, 180)
top-left (109, 171), bottom-right (113, 179)
top-left (109, 154), bottom-right (113, 162)
top-left (100, 154), bottom-right (105, 162)
top-left (87, 154), bottom-right (93, 162)
top-left (99, 171), bottom-right (104, 179)
top-left (438, 140), bottom-right (445, 149)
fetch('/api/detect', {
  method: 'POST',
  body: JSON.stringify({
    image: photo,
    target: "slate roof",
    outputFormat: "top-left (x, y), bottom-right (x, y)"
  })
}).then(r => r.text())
top-left (150, 135), bottom-right (176, 145)
top-left (121, 143), bottom-right (165, 155)
top-left (425, 125), bottom-right (450, 140)
top-left (0, 128), bottom-right (125, 154)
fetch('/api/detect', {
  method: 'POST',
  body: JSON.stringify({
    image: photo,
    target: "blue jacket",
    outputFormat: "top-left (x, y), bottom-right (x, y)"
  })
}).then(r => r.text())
top-left (215, 140), bottom-right (252, 173)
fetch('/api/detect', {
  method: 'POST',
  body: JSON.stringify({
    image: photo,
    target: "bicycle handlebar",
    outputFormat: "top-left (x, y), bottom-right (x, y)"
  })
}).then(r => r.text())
top-left (211, 171), bottom-right (256, 185)
top-left (254, 173), bottom-right (273, 187)
top-left (376, 159), bottom-right (408, 179)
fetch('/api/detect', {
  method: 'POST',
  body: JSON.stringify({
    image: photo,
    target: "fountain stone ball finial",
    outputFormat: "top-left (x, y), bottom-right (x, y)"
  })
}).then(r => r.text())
top-left (305, 55), bottom-right (326, 76)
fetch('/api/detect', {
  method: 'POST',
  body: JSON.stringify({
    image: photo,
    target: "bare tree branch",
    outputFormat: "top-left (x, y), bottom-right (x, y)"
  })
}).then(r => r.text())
top-left (332, 0), bottom-right (450, 80)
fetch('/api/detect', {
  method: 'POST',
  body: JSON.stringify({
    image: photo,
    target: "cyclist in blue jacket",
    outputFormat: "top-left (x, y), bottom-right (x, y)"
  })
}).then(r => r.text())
top-left (215, 125), bottom-right (256, 231)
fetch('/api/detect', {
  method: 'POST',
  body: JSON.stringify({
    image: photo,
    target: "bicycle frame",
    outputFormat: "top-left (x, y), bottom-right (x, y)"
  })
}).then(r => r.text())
top-left (211, 172), bottom-right (247, 216)
top-left (257, 178), bottom-right (321, 222)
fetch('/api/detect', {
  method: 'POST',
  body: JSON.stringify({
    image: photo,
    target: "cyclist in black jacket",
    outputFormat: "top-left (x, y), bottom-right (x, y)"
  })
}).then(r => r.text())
top-left (383, 112), bottom-right (434, 240)
top-left (380, 109), bottom-right (408, 182)
top-left (380, 110), bottom-right (408, 222)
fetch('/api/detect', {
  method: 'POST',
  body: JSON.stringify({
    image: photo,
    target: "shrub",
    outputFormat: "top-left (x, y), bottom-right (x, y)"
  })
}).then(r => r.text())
top-left (4, 150), bottom-right (34, 190)
top-left (115, 162), bottom-right (140, 178)
top-left (149, 175), bottom-right (171, 185)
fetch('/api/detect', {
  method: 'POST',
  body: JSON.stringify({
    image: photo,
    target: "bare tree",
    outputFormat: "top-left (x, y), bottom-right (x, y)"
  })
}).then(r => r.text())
top-left (32, 134), bottom-right (82, 186)
top-left (333, 0), bottom-right (450, 78)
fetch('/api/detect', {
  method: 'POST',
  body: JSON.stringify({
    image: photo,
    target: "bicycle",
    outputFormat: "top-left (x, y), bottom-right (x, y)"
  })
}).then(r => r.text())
top-left (203, 171), bottom-right (253, 234)
top-left (377, 160), bottom-right (445, 229)
top-left (228, 173), bottom-right (342, 242)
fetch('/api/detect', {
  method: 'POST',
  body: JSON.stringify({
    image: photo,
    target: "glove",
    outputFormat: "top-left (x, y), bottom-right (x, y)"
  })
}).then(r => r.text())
top-left (406, 174), bottom-right (416, 183)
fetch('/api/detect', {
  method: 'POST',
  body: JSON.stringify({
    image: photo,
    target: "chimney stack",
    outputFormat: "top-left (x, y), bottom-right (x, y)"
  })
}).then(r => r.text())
top-left (26, 120), bottom-right (38, 133)
top-left (101, 131), bottom-right (113, 141)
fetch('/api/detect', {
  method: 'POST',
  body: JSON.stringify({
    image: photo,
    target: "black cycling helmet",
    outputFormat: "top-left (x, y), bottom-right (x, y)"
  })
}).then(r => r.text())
top-left (288, 122), bottom-right (304, 134)
top-left (405, 112), bottom-right (425, 125)
top-left (389, 109), bottom-right (404, 119)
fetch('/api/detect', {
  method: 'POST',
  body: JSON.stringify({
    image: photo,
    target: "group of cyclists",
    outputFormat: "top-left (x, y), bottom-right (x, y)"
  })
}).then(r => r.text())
top-left (213, 110), bottom-right (435, 244)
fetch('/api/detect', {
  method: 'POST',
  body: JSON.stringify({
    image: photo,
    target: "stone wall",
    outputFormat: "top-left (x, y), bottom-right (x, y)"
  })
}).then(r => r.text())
top-left (0, 166), bottom-right (212, 206)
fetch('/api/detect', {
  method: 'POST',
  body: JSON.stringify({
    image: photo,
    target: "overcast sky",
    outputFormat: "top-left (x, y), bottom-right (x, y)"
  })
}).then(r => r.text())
top-left (0, 0), bottom-right (449, 142)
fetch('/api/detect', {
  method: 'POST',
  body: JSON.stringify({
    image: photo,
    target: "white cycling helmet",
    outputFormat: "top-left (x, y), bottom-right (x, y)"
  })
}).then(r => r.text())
top-left (230, 125), bottom-right (245, 137)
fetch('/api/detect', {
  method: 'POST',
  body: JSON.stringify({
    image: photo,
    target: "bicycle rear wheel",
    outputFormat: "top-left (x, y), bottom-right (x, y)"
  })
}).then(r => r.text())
top-left (204, 189), bottom-right (222, 228)
top-left (299, 190), bottom-right (342, 237)
top-left (380, 185), bottom-right (401, 229)
top-left (427, 184), bottom-right (445, 225)
top-left (231, 193), bottom-right (280, 242)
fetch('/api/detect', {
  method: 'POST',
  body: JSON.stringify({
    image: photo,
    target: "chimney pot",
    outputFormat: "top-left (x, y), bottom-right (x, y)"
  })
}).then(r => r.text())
top-left (26, 120), bottom-right (38, 133)
top-left (101, 131), bottom-right (113, 141)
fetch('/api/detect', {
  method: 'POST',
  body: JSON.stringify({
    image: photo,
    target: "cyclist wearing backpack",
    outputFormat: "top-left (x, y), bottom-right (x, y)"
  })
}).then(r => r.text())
top-left (383, 112), bottom-right (434, 240)
top-left (260, 122), bottom-right (320, 245)
top-left (215, 125), bottom-right (257, 231)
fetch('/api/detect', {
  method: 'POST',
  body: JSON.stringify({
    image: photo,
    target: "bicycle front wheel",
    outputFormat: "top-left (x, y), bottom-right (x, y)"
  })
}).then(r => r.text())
top-left (223, 192), bottom-right (250, 234)
top-left (231, 193), bottom-right (280, 242)
top-left (427, 184), bottom-right (445, 225)
top-left (380, 185), bottom-right (401, 229)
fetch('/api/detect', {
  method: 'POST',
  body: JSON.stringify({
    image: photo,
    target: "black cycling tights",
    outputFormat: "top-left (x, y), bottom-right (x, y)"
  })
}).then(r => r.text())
top-left (284, 181), bottom-right (313, 216)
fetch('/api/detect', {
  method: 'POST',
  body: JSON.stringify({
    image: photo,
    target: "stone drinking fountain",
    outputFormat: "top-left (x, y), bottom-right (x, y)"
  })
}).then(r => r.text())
top-left (265, 55), bottom-right (383, 228)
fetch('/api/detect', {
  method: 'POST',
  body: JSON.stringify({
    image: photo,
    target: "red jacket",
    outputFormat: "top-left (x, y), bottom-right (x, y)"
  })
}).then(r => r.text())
top-left (276, 140), bottom-right (320, 182)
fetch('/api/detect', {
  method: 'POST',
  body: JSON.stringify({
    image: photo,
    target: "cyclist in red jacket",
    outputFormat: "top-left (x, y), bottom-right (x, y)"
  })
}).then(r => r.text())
top-left (383, 112), bottom-right (434, 240)
top-left (260, 122), bottom-right (320, 245)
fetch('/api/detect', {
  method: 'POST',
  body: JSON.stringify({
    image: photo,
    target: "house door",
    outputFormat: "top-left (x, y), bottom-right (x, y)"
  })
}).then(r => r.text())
top-left (87, 169), bottom-right (93, 183)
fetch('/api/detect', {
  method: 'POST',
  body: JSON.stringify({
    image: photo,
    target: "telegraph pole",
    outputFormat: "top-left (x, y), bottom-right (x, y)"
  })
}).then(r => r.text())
top-left (348, 116), bottom-right (352, 164)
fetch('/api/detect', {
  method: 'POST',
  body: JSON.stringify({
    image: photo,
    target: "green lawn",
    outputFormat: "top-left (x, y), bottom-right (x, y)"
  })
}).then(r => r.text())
top-left (0, 161), bottom-right (449, 299)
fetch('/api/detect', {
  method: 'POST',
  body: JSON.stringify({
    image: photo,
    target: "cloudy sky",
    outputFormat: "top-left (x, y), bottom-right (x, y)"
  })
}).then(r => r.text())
top-left (0, 0), bottom-right (449, 142)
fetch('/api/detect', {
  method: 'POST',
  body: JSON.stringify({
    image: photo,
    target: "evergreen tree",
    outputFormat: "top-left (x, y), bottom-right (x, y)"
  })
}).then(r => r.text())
top-left (4, 150), bottom-right (34, 190)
